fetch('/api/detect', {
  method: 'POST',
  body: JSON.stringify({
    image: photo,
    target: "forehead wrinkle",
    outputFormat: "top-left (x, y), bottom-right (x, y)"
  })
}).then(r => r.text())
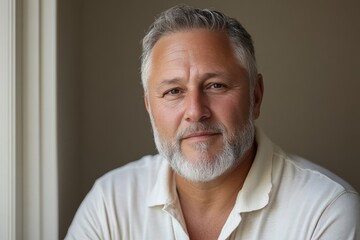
top-left (154, 45), bottom-right (191, 71)
top-left (155, 41), bottom-right (190, 63)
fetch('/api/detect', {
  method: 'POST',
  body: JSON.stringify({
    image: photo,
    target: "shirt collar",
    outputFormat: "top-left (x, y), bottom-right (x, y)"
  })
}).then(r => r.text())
top-left (234, 127), bottom-right (273, 213)
top-left (147, 127), bottom-right (274, 212)
top-left (147, 157), bottom-right (177, 207)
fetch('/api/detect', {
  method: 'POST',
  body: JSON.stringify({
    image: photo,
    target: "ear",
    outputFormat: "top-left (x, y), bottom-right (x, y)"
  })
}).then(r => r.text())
top-left (252, 74), bottom-right (264, 120)
top-left (144, 94), bottom-right (150, 113)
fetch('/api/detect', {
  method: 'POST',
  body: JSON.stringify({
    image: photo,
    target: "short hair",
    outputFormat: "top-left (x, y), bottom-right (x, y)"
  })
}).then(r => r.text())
top-left (141, 4), bottom-right (257, 95)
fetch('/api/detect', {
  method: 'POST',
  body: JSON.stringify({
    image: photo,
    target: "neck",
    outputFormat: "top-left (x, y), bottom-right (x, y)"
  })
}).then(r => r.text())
top-left (176, 143), bottom-right (256, 214)
top-left (175, 143), bottom-right (256, 240)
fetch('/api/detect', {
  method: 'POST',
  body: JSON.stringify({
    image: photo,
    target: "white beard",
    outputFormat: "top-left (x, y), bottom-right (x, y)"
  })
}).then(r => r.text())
top-left (148, 107), bottom-right (255, 182)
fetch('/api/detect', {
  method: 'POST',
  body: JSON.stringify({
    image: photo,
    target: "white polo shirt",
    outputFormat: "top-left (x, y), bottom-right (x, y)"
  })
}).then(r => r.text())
top-left (66, 129), bottom-right (360, 239)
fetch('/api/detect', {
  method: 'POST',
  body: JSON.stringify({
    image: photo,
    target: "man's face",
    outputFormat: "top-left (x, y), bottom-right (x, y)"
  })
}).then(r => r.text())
top-left (145, 29), bottom-right (262, 182)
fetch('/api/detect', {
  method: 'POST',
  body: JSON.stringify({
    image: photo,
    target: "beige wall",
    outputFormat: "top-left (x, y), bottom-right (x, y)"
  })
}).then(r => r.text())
top-left (58, 0), bottom-right (81, 238)
top-left (58, 0), bottom-right (360, 238)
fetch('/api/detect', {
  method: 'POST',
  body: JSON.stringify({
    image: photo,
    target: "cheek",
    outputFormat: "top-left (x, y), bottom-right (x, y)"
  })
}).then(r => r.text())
top-left (211, 96), bottom-right (250, 126)
top-left (151, 103), bottom-right (182, 138)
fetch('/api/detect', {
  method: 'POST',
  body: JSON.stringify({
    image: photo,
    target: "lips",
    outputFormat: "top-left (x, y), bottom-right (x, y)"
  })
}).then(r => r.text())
top-left (182, 131), bottom-right (220, 141)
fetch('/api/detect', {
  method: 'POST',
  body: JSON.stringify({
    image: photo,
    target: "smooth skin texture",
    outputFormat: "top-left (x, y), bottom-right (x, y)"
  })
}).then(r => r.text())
top-left (144, 29), bottom-right (264, 240)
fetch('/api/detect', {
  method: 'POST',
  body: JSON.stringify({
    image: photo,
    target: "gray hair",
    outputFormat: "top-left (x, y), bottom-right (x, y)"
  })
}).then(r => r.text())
top-left (141, 4), bottom-right (258, 95)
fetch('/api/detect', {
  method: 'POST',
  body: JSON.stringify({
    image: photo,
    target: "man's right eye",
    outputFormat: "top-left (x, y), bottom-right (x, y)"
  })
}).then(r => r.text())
top-left (165, 88), bottom-right (181, 95)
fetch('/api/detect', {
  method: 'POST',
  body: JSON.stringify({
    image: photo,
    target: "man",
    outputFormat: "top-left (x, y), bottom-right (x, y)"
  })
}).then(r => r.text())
top-left (66, 5), bottom-right (359, 240)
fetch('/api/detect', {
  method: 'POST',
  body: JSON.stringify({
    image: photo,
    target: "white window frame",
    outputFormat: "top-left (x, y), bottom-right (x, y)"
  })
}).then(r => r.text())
top-left (0, 0), bottom-right (58, 239)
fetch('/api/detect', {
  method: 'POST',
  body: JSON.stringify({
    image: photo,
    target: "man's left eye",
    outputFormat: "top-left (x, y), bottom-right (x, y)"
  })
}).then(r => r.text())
top-left (210, 83), bottom-right (224, 89)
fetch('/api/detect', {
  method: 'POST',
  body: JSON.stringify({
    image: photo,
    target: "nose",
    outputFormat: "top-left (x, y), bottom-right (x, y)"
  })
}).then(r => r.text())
top-left (184, 90), bottom-right (211, 122)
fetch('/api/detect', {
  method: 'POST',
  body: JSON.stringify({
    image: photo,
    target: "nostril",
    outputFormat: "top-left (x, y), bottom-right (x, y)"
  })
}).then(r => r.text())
top-left (183, 91), bottom-right (211, 122)
top-left (184, 104), bottom-right (211, 122)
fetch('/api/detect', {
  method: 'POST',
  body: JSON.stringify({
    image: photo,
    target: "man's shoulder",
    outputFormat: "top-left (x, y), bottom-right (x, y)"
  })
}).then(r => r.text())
top-left (285, 153), bottom-right (356, 193)
top-left (272, 147), bottom-right (358, 201)
top-left (289, 154), bottom-right (355, 191)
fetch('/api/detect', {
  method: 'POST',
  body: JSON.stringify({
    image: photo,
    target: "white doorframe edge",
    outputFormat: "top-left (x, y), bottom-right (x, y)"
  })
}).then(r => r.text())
top-left (0, 0), bottom-right (18, 239)
top-left (0, 0), bottom-right (58, 239)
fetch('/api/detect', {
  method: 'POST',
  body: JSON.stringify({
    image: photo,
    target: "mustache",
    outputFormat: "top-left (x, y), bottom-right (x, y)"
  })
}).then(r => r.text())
top-left (176, 123), bottom-right (225, 141)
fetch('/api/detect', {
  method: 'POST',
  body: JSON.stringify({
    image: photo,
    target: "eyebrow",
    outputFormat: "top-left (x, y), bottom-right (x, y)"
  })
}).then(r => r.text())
top-left (156, 78), bottom-right (182, 92)
top-left (158, 78), bottom-right (182, 87)
top-left (201, 72), bottom-right (227, 81)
